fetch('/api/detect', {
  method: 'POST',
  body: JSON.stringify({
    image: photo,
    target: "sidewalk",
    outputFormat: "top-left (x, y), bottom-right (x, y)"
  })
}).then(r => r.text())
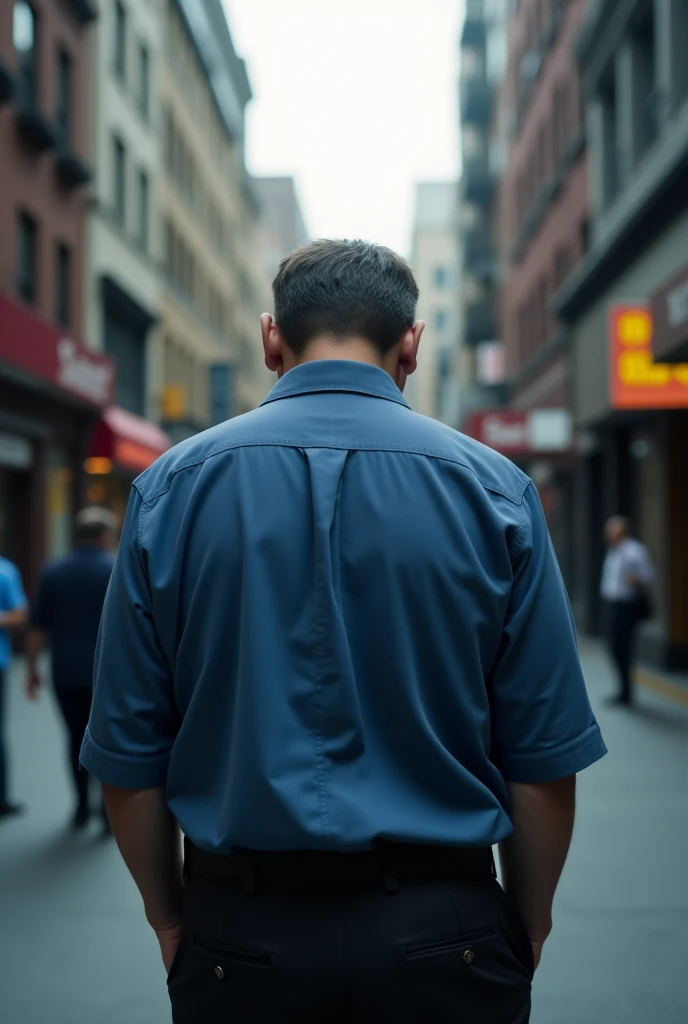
top-left (0, 648), bottom-right (687, 1023)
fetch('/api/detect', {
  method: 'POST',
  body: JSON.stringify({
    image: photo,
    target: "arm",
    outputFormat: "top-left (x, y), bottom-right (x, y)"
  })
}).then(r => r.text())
top-left (25, 628), bottom-right (46, 700)
top-left (79, 488), bottom-right (181, 970)
top-left (489, 484), bottom-right (606, 965)
top-left (103, 784), bottom-right (183, 970)
top-left (0, 605), bottom-right (27, 628)
top-left (499, 776), bottom-right (576, 968)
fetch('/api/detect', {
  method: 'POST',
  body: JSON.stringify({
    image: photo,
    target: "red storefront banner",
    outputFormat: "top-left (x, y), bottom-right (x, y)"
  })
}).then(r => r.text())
top-left (0, 293), bottom-right (115, 407)
top-left (462, 409), bottom-right (573, 456)
top-left (609, 303), bottom-right (688, 409)
top-left (89, 406), bottom-right (172, 474)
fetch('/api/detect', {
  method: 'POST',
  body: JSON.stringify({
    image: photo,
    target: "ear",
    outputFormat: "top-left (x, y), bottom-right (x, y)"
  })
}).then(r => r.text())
top-left (261, 313), bottom-right (283, 374)
top-left (399, 321), bottom-right (424, 377)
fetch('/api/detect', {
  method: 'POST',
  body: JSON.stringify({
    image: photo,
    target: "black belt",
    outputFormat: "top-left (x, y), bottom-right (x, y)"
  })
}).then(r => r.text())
top-left (184, 839), bottom-right (495, 892)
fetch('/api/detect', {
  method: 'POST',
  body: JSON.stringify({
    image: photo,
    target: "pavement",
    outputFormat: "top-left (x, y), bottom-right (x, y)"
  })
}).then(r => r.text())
top-left (1, 645), bottom-right (687, 1024)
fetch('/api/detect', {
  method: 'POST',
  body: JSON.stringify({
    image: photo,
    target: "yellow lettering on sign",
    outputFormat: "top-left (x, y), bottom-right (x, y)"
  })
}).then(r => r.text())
top-left (618, 351), bottom-right (672, 386)
top-left (618, 310), bottom-right (652, 346)
top-left (671, 364), bottom-right (688, 385)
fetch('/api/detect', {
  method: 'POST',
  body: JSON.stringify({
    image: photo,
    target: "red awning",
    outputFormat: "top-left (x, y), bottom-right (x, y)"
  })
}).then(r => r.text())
top-left (90, 407), bottom-right (172, 474)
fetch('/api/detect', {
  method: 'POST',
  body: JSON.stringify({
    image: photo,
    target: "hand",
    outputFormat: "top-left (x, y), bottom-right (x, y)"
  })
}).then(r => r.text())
top-left (154, 921), bottom-right (184, 974)
top-left (530, 937), bottom-right (544, 970)
top-left (26, 671), bottom-right (41, 701)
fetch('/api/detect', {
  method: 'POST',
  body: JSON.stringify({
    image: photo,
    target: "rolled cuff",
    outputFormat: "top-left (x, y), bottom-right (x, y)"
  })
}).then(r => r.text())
top-left (79, 727), bottom-right (171, 789)
top-left (495, 722), bottom-right (608, 784)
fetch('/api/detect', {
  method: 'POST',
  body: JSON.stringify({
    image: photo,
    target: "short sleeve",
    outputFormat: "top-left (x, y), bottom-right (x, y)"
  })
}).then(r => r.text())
top-left (489, 482), bottom-right (607, 784)
top-left (80, 487), bottom-right (179, 788)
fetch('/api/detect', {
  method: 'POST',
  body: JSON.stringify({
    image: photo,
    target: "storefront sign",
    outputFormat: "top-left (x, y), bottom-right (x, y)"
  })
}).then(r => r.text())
top-left (650, 264), bottom-right (688, 362)
top-left (0, 433), bottom-right (33, 470)
top-left (462, 409), bottom-right (572, 456)
top-left (609, 304), bottom-right (688, 409)
top-left (89, 407), bottom-right (172, 475)
top-left (0, 294), bottom-right (115, 408)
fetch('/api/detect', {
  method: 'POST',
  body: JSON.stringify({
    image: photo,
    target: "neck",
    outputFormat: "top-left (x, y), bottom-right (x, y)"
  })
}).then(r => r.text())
top-left (282, 335), bottom-right (401, 381)
top-left (296, 337), bottom-right (382, 368)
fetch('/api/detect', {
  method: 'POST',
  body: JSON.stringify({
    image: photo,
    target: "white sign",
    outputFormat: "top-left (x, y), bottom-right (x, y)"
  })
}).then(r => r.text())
top-left (56, 339), bottom-right (114, 406)
top-left (0, 433), bottom-right (33, 470)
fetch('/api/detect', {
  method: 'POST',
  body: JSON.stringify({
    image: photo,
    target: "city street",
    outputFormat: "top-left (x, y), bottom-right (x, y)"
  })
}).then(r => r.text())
top-left (1, 646), bottom-right (687, 1024)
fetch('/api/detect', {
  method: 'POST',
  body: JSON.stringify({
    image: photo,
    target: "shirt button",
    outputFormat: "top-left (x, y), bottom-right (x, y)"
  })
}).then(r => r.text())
top-left (214, 966), bottom-right (225, 980)
top-left (462, 949), bottom-right (474, 965)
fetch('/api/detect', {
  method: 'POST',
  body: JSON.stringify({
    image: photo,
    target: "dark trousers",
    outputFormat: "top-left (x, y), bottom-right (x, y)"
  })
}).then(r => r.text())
top-left (607, 600), bottom-right (638, 702)
top-left (168, 844), bottom-right (534, 1023)
top-left (0, 668), bottom-right (9, 804)
top-left (54, 686), bottom-right (93, 812)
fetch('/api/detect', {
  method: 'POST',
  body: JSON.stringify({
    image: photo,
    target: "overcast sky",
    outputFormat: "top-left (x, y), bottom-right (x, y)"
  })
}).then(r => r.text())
top-left (223, 0), bottom-right (462, 257)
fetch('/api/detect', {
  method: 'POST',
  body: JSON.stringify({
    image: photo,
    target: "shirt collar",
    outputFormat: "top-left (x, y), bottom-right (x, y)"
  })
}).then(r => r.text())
top-left (260, 360), bottom-right (411, 409)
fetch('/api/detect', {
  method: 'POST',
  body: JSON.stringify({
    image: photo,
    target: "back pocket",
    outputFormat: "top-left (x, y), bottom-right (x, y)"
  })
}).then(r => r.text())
top-left (404, 926), bottom-right (496, 963)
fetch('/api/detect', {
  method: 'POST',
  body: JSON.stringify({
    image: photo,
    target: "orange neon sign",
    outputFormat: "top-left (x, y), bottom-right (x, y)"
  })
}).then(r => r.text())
top-left (609, 304), bottom-right (688, 409)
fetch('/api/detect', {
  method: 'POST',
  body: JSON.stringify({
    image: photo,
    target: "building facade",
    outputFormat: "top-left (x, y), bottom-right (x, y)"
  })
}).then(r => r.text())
top-left (555, 0), bottom-right (688, 668)
top-left (406, 182), bottom-right (461, 424)
top-left (158, 0), bottom-right (271, 445)
top-left (0, 0), bottom-right (116, 588)
top-left (495, 0), bottom-right (588, 582)
top-left (84, 0), bottom-right (169, 522)
top-left (457, 0), bottom-right (511, 424)
top-left (254, 176), bottom-right (310, 279)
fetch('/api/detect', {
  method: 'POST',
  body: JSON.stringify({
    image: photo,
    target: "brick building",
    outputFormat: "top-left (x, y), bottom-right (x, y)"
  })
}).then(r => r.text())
top-left (0, 0), bottom-right (115, 589)
top-left (497, 0), bottom-right (588, 581)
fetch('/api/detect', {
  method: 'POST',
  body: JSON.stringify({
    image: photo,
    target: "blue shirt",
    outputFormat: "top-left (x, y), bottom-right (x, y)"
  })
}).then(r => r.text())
top-left (31, 548), bottom-right (115, 689)
top-left (81, 360), bottom-right (606, 854)
top-left (0, 557), bottom-right (26, 670)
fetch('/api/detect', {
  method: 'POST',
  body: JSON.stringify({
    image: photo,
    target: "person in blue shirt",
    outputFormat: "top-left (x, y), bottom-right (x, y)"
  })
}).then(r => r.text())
top-left (0, 548), bottom-right (27, 818)
top-left (27, 508), bottom-right (116, 831)
top-left (82, 240), bottom-right (606, 1024)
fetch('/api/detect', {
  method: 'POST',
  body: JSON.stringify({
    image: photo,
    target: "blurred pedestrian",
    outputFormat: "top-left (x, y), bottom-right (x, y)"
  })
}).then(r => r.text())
top-left (82, 240), bottom-right (606, 1024)
top-left (26, 507), bottom-right (116, 830)
top-left (601, 515), bottom-right (654, 706)
top-left (0, 548), bottom-right (28, 818)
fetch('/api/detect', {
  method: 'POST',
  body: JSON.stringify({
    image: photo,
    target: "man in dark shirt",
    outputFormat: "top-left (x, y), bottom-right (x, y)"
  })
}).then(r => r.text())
top-left (82, 241), bottom-right (605, 1023)
top-left (27, 508), bottom-right (116, 830)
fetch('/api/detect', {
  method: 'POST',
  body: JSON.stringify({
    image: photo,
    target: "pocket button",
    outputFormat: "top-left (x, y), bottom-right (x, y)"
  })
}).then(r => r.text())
top-left (462, 950), bottom-right (475, 965)
top-left (214, 966), bottom-right (225, 980)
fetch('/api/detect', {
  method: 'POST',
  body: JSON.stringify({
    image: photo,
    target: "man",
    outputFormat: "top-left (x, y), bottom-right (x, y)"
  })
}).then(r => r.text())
top-left (600, 515), bottom-right (654, 706)
top-left (27, 507), bottom-right (116, 830)
top-left (82, 240), bottom-right (606, 1023)
top-left (0, 549), bottom-right (28, 818)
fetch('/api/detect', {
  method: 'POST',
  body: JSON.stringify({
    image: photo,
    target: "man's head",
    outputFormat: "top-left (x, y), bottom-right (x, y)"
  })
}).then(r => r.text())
top-left (605, 515), bottom-right (630, 548)
top-left (75, 507), bottom-right (117, 550)
top-left (261, 239), bottom-right (424, 390)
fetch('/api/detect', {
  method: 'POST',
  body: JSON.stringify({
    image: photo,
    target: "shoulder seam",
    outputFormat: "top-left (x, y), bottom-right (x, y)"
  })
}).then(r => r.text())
top-left (137, 438), bottom-right (530, 506)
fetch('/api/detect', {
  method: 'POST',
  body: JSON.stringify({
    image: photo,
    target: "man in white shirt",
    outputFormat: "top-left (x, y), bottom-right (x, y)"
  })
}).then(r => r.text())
top-left (600, 516), bottom-right (654, 706)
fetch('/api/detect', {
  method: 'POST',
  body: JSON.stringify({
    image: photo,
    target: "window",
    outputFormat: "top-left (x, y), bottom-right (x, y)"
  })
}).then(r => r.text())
top-left (55, 243), bottom-right (70, 327)
top-left (138, 42), bottom-right (150, 120)
top-left (113, 0), bottom-right (126, 83)
top-left (434, 309), bottom-right (448, 333)
top-left (16, 211), bottom-right (37, 304)
top-left (56, 48), bottom-right (71, 147)
top-left (137, 169), bottom-right (149, 250)
top-left (433, 266), bottom-right (449, 289)
top-left (112, 135), bottom-right (126, 225)
top-left (13, 2), bottom-right (37, 107)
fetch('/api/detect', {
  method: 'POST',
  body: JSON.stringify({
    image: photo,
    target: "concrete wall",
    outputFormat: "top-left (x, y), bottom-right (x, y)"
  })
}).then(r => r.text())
top-left (86, 0), bottom-right (163, 416)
